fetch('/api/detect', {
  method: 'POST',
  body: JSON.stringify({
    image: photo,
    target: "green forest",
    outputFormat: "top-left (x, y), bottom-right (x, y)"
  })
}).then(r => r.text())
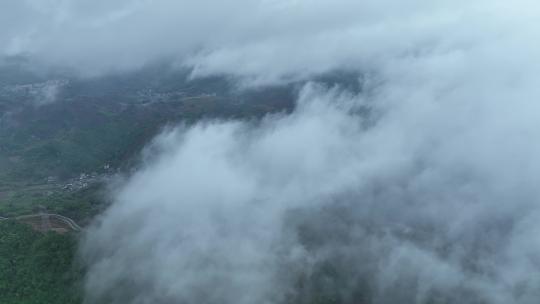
top-left (0, 220), bottom-right (82, 304)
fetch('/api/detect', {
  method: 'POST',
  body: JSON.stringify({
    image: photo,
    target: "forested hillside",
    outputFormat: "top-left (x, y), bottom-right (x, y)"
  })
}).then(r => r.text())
top-left (0, 220), bottom-right (81, 304)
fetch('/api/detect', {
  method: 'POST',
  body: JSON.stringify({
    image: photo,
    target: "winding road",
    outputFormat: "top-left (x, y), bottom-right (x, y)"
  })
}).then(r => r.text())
top-left (0, 213), bottom-right (82, 232)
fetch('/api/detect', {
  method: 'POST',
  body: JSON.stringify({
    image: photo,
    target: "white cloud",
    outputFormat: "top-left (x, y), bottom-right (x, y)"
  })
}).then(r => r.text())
top-left (2, 0), bottom-right (537, 302)
top-left (3, 0), bottom-right (538, 82)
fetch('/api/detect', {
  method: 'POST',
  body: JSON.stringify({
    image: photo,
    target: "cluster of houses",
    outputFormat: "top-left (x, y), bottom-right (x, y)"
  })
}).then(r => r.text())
top-left (46, 164), bottom-right (112, 192)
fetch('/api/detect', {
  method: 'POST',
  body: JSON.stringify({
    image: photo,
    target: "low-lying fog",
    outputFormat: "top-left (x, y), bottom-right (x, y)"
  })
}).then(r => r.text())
top-left (4, 1), bottom-right (540, 303)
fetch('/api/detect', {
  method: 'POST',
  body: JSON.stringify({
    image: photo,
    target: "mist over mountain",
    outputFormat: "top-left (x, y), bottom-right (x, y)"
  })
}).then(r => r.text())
top-left (2, 1), bottom-right (540, 304)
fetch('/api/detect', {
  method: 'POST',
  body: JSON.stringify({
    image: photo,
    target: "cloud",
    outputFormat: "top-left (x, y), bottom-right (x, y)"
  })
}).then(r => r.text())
top-left (81, 86), bottom-right (365, 303)
top-left (82, 77), bottom-right (540, 303)
top-left (2, 0), bottom-right (537, 83)
top-left (6, 0), bottom-right (529, 302)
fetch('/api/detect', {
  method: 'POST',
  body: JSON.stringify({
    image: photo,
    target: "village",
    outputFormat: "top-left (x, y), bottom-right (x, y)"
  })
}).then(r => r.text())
top-left (48, 164), bottom-right (113, 193)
